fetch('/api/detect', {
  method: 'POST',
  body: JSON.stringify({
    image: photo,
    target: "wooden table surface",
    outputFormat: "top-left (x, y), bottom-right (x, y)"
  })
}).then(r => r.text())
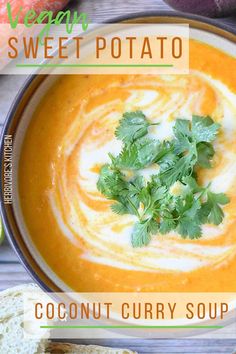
top-left (0, 0), bottom-right (236, 353)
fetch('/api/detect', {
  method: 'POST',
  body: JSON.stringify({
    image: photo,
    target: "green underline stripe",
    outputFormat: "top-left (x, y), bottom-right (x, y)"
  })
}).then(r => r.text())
top-left (40, 325), bottom-right (223, 329)
top-left (16, 63), bottom-right (173, 68)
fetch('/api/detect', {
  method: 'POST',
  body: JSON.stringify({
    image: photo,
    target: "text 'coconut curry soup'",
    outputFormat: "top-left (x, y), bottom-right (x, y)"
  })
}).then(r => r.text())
top-left (19, 39), bottom-right (236, 292)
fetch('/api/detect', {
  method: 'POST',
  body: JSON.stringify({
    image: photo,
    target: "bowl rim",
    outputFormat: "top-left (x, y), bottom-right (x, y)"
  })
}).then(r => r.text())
top-left (0, 11), bottom-right (236, 296)
top-left (108, 10), bottom-right (236, 35)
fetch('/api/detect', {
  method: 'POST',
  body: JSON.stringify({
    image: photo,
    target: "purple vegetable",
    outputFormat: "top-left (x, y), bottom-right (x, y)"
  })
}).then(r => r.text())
top-left (164, 0), bottom-right (236, 18)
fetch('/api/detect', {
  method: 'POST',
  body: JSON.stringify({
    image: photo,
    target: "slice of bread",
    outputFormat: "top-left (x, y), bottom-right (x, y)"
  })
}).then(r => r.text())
top-left (46, 342), bottom-right (136, 353)
top-left (0, 283), bottom-right (48, 354)
top-left (0, 284), bottom-right (137, 354)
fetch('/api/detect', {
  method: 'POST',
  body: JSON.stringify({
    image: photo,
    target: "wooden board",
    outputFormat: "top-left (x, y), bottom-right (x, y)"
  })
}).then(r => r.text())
top-left (0, 1), bottom-right (236, 352)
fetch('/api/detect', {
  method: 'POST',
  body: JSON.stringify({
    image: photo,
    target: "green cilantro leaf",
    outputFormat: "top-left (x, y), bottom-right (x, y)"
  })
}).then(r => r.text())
top-left (131, 218), bottom-right (157, 247)
top-left (114, 137), bottom-right (160, 170)
top-left (196, 142), bottom-right (215, 168)
top-left (177, 217), bottom-right (202, 239)
top-left (114, 138), bottom-right (173, 171)
top-left (111, 202), bottom-right (129, 215)
top-left (97, 164), bottom-right (128, 199)
top-left (182, 176), bottom-right (203, 194)
top-left (159, 217), bottom-right (176, 234)
top-left (173, 116), bottom-right (220, 170)
top-left (175, 193), bottom-right (202, 238)
top-left (192, 115), bottom-right (220, 143)
top-left (202, 191), bottom-right (230, 225)
top-left (159, 154), bottom-right (196, 187)
top-left (173, 119), bottom-right (192, 155)
top-left (115, 111), bottom-right (159, 144)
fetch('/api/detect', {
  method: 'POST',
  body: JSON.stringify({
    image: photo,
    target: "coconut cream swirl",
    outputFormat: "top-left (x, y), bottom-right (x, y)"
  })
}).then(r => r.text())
top-left (48, 73), bottom-right (236, 272)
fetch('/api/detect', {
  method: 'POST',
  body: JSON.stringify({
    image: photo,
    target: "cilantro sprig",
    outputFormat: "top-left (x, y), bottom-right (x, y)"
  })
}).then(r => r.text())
top-left (115, 111), bottom-right (159, 144)
top-left (97, 111), bottom-right (229, 247)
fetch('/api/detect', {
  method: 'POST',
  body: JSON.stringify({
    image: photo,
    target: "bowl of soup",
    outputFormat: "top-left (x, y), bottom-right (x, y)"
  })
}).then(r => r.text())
top-left (1, 13), bottom-right (236, 298)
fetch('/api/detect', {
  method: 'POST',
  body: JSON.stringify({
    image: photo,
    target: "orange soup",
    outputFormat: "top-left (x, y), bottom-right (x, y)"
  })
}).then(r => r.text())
top-left (19, 40), bottom-right (236, 292)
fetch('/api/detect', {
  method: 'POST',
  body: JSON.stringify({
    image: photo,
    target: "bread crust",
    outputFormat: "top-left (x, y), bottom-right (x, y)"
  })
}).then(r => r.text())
top-left (46, 342), bottom-right (137, 354)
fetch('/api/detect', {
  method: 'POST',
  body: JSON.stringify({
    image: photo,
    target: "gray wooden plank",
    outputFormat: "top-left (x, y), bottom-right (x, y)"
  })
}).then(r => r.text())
top-left (0, 280), bottom-right (32, 292)
top-left (55, 339), bottom-right (236, 353)
top-left (71, 0), bottom-right (172, 21)
top-left (62, 339), bottom-right (236, 346)
top-left (0, 75), bottom-right (27, 124)
top-left (0, 263), bottom-right (28, 273)
top-left (0, 263), bottom-right (32, 291)
top-left (0, 241), bottom-right (19, 262)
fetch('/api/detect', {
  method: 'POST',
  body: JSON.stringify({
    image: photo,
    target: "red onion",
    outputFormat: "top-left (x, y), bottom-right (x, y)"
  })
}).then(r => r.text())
top-left (164, 0), bottom-right (236, 18)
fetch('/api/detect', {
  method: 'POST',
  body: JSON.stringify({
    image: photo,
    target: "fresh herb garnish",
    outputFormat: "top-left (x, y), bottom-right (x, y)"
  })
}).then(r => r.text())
top-left (97, 111), bottom-right (229, 247)
top-left (115, 110), bottom-right (159, 144)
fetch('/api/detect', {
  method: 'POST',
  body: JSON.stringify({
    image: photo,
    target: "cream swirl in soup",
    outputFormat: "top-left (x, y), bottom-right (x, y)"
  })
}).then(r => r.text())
top-left (19, 40), bottom-right (236, 291)
top-left (48, 73), bottom-right (236, 273)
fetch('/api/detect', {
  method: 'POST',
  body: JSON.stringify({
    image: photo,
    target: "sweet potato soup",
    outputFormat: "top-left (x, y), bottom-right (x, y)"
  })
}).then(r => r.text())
top-left (19, 40), bottom-right (236, 292)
